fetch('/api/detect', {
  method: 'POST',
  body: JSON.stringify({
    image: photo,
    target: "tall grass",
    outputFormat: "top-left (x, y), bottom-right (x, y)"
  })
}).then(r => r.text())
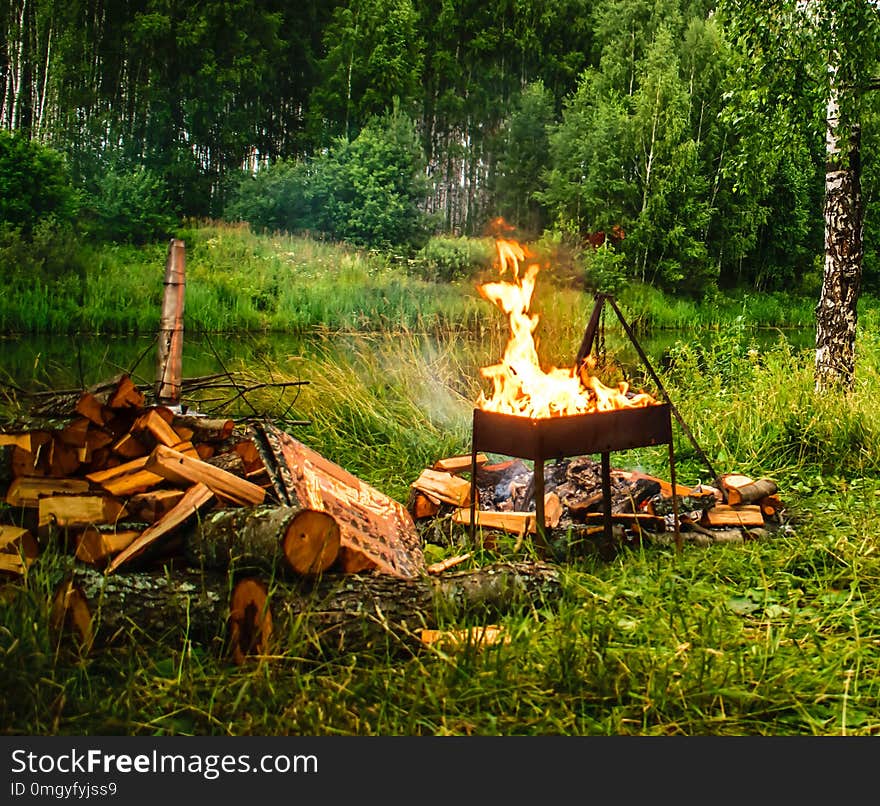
top-left (0, 221), bottom-right (855, 337)
top-left (5, 227), bottom-right (880, 736)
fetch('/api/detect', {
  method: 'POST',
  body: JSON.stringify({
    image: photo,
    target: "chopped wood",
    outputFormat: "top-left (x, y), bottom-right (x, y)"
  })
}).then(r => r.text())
top-left (612, 469), bottom-right (692, 498)
top-left (54, 417), bottom-right (91, 448)
top-left (84, 428), bottom-right (115, 452)
top-left (171, 415), bottom-right (235, 443)
top-left (131, 408), bottom-right (184, 448)
top-left (583, 512), bottom-right (667, 531)
top-left (759, 495), bottom-right (785, 517)
top-left (419, 625), bottom-right (510, 649)
top-left (233, 439), bottom-right (264, 474)
top-left (74, 392), bottom-right (109, 426)
top-left (544, 491), bottom-right (563, 528)
top-left (48, 437), bottom-right (80, 477)
top-left (184, 505), bottom-right (340, 577)
top-left (5, 475), bottom-right (90, 507)
top-left (86, 455), bottom-right (165, 496)
top-left (195, 443), bottom-right (215, 461)
top-left (700, 504), bottom-right (764, 528)
top-left (0, 525), bottom-right (39, 560)
top-left (229, 578), bottom-right (273, 665)
top-left (127, 489), bottom-right (186, 523)
top-left (412, 468), bottom-right (472, 507)
top-left (107, 374), bottom-right (145, 409)
top-left (111, 432), bottom-right (149, 459)
top-left (426, 552), bottom-right (472, 575)
top-left (75, 527), bottom-right (140, 567)
top-left (144, 443), bottom-right (266, 506)
top-left (719, 473), bottom-right (754, 503)
top-left (0, 553), bottom-right (34, 576)
top-left (0, 432), bottom-right (31, 451)
top-left (432, 453), bottom-right (489, 474)
top-left (253, 423), bottom-right (424, 580)
top-left (38, 494), bottom-right (128, 529)
top-left (106, 482), bottom-right (215, 574)
top-left (407, 488), bottom-right (441, 520)
top-left (169, 440), bottom-right (200, 458)
top-left (204, 450), bottom-right (247, 476)
top-left (11, 431), bottom-right (52, 477)
top-left (726, 478), bottom-right (779, 506)
top-left (452, 508), bottom-right (537, 534)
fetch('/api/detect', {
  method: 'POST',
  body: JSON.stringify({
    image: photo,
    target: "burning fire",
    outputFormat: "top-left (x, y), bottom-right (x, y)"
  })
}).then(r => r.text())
top-left (476, 237), bottom-right (656, 418)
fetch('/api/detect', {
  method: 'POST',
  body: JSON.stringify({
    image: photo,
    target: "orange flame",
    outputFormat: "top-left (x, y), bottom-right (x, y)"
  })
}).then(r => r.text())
top-left (476, 237), bottom-right (656, 418)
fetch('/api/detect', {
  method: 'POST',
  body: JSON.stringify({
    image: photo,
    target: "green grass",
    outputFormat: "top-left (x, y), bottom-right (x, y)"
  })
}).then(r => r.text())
top-left (0, 221), bottom-right (865, 338)
top-left (4, 225), bottom-right (880, 736)
top-left (4, 313), bottom-right (880, 736)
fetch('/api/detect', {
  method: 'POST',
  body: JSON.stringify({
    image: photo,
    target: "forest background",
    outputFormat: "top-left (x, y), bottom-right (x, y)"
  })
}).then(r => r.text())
top-left (2, 0), bottom-right (879, 305)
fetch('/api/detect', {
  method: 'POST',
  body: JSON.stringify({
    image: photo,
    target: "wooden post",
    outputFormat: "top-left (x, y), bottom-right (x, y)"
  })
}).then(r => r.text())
top-left (155, 239), bottom-right (186, 406)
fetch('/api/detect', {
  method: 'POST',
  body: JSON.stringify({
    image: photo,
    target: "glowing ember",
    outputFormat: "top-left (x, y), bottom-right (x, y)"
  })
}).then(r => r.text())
top-left (476, 237), bottom-right (656, 418)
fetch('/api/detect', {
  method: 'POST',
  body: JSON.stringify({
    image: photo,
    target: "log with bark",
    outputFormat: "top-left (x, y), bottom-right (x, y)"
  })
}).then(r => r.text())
top-left (50, 560), bottom-right (563, 657)
top-left (183, 504), bottom-right (341, 577)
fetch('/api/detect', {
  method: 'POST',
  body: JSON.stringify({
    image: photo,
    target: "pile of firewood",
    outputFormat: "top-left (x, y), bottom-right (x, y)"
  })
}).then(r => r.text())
top-left (408, 452), bottom-right (787, 551)
top-left (1, 374), bottom-right (565, 660)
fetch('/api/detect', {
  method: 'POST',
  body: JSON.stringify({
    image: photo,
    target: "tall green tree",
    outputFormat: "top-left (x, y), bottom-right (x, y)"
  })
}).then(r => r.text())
top-left (721, 0), bottom-right (880, 390)
top-left (310, 0), bottom-right (424, 143)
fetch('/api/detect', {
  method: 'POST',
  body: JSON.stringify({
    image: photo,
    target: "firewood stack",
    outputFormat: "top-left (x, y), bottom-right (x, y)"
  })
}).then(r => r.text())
top-left (408, 453), bottom-right (788, 551)
top-left (0, 373), bottom-right (429, 586)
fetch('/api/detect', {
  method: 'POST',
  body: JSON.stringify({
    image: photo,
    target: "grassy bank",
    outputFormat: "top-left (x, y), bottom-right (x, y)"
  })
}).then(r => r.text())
top-left (3, 305), bottom-right (880, 735)
top-left (0, 222), bottom-right (844, 338)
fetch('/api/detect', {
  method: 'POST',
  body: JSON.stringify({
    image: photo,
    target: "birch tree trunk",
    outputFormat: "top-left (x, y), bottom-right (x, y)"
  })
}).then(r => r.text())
top-left (815, 54), bottom-right (863, 391)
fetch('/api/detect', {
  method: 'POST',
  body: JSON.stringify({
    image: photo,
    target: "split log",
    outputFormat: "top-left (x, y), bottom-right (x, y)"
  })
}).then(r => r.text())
top-left (411, 468), bottom-right (472, 507)
top-left (582, 511), bottom-right (667, 531)
top-left (725, 478), bottom-right (778, 506)
top-left (5, 476), bottom-right (90, 507)
top-left (700, 504), bottom-right (764, 529)
top-left (170, 415), bottom-right (235, 444)
top-left (251, 423), bottom-right (424, 580)
top-left (127, 489), bottom-right (186, 523)
top-left (51, 561), bottom-right (562, 657)
top-left (74, 527), bottom-right (140, 567)
top-left (419, 625), bottom-right (509, 649)
top-left (0, 525), bottom-right (39, 561)
top-left (184, 505), bottom-right (340, 576)
top-left (0, 432), bottom-right (32, 451)
top-left (407, 488), bottom-right (441, 520)
top-left (452, 508), bottom-right (538, 534)
top-left (86, 455), bottom-right (165, 496)
top-left (131, 408), bottom-right (184, 448)
top-left (432, 454), bottom-right (488, 475)
top-left (144, 444), bottom-right (266, 506)
top-left (106, 482), bottom-right (215, 573)
top-left (38, 494), bottom-right (128, 530)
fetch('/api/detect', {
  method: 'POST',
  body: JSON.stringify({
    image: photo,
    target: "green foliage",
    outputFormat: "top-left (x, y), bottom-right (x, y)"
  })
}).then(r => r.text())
top-left (0, 131), bottom-right (78, 234)
top-left (226, 109), bottom-right (431, 249)
top-left (410, 235), bottom-right (495, 282)
top-left (493, 81), bottom-right (556, 237)
top-left (82, 165), bottom-right (177, 245)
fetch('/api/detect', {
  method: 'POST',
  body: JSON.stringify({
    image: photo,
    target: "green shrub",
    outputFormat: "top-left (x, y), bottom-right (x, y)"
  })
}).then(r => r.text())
top-left (0, 130), bottom-right (78, 234)
top-left (83, 166), bottom-right (177, 244)
top-left (410, 236), bottom-right (495, 282)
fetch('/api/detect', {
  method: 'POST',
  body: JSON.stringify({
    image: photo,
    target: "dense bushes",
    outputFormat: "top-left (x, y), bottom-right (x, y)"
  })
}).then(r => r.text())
top-left (225, 110), bottom-right (432, 250)
top-left (0, 130), bottom-right (78, 235)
